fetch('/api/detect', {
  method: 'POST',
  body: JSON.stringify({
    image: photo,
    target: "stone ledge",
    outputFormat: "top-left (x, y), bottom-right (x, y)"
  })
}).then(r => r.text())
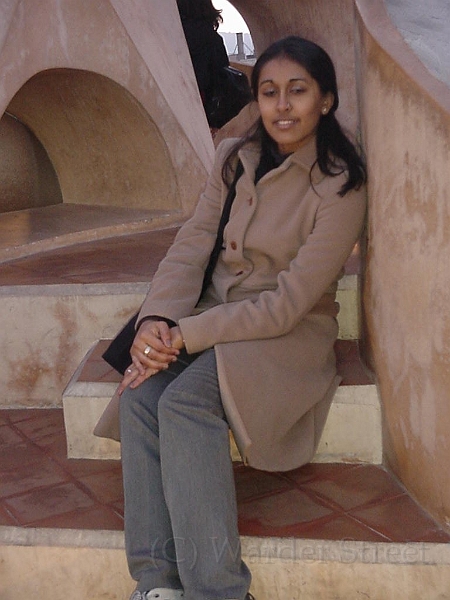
top-left (63, 343), bottom-right (381, 463)
top-left (1, 527), bottom-right (450, 600)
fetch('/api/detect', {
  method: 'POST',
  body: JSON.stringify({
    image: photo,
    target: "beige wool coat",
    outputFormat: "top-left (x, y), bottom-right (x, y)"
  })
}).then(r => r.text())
top-left (138, 137), bottom-right (366, 471)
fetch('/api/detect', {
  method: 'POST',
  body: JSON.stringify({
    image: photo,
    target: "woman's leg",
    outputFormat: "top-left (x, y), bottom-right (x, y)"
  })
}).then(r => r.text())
top-left (120, 351), bottom-right (197, 592)
top-left (158, 349), bottom-right (251, 600)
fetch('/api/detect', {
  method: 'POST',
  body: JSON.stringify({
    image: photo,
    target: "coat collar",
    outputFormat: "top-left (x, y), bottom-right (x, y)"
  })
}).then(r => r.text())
top-left (237, 136), bottom-right (324, 185)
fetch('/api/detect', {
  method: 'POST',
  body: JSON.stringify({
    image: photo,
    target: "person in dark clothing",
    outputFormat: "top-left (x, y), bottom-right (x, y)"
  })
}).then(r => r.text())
top-left (177, 0), bottom-right (229, 125)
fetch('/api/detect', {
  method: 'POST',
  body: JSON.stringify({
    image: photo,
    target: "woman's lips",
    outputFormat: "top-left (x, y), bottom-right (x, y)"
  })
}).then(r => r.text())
top-left (274, 119), bottom-right (297, 128)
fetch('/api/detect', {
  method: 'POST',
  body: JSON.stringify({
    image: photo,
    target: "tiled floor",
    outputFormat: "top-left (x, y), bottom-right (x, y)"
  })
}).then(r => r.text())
top-left (0, 408), bottom-right (449, 543)
top-left (0, 213), bottom-right (449, 545)
top-left (0, 227), bottom-right (179, 286)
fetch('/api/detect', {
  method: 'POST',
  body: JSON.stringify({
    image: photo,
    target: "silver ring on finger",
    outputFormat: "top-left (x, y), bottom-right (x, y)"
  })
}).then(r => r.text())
top-left (144, 345), bottom-right (153, 356)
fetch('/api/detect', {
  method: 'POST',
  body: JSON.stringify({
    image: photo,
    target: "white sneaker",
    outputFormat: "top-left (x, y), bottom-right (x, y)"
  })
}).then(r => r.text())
top-left (130, 589), bottom-right (184, 600)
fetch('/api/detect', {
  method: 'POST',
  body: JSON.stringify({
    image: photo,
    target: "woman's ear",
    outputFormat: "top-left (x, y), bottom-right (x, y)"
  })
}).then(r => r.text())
top-left (321, 92), bottom-right (334, 115)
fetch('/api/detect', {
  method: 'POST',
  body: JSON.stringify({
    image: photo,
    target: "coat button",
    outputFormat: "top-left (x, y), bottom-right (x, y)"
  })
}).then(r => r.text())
top-left (230, 241), bottom-right (237, 250)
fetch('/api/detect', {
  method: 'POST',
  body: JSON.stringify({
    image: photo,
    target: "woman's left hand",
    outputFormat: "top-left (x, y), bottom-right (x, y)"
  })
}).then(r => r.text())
top-left (118, 324), bottom-right (185, 393)
top-left (118, 363), bottom-right (158, 394)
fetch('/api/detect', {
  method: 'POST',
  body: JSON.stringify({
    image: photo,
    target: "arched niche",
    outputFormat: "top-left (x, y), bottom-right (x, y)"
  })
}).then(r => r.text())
top-left (6, 68), bottom-right (180, 212)
top-left (0, 112), bottom-right (62, 213)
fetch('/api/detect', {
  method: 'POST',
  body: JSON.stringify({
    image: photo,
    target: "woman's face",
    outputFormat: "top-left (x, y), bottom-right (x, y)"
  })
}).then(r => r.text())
top-left (257, 56), bottom-right (334, 154)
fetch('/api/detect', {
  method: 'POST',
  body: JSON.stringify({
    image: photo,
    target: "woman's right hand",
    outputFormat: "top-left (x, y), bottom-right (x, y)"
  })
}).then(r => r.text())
top-left (118, 319), bottom-right (179, 393)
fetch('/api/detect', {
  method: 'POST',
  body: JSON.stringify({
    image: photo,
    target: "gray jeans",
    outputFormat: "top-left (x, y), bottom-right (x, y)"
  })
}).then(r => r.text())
top-left (120, 348), bottom-right (251, 600)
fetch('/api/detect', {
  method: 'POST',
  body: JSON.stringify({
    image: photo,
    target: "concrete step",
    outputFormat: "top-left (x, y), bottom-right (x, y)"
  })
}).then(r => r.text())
top-left (63, 339), bottom-right (381, 464)
top-left (0, 229), bottom-right (360, 409)
top-left (1, 526), bottom-right (449, 599)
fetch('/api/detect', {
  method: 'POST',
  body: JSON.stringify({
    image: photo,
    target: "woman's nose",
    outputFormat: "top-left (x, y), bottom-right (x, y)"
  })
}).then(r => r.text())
top-left (277, 94), bottom-right (291, 111)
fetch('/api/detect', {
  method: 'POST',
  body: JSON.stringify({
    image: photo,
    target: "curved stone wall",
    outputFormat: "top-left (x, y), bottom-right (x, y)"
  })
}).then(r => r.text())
top-left (0, 0), bottom-right (214, 217)
top-left (0, 0), bottom-right (362, 215)
top-left (356, 0), bottom-right (450, 529)
top-left (8, 69), bottom-right (178, 211)
top-left (0, 113), bottom-right (62, 212)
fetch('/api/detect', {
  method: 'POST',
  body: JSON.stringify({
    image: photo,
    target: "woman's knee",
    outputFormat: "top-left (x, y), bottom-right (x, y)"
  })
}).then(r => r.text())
top-left (119, 380), bottom-right (160, 427)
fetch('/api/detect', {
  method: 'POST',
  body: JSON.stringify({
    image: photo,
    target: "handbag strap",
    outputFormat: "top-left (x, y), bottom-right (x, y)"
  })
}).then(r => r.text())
top-left (200, 160), bottom-right (244, 298)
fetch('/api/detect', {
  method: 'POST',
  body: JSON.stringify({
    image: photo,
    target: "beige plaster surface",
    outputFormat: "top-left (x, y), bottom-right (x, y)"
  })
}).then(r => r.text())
top-left (1, 527), bottom-right (450, 599)
top-left (356, 0), bottom-right (450, 531)
top-left (0, 0), bottom-right (213, 217)
top-left (63, 375), bottom-right (381, 463)
top-left (0, 288), bottom-right (147, 407)
top-left (0, 266), bottom-right (358, 409)
top-left (0, 113), bottom-right (62, 212)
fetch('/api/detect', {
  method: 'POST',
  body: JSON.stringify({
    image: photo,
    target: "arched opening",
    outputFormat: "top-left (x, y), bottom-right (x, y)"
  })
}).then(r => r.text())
top-left (215, 0), bottom-right (255, 60)
top-left (4, 68), bottom-right (180, 212)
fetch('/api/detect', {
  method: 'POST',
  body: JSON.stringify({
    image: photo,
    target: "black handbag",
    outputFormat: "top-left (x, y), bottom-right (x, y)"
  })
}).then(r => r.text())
top-left (206, 66), bottom-right (252, 129)
top-left (102, 161), bottom-right (244, 375)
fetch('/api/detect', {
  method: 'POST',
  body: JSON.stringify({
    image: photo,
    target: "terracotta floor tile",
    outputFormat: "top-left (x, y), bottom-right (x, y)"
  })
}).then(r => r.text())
top-left (0, 442), bottom-right (45, 472)
top-left (0, 411), bottom-right (12, 426)
top-left (78, 469), bottom-right (124, 504)
top-left (0, 501), bottom-right (19, 526)
top-left (234, 466), bottom-right (292, 503)
top-left (12, 409), bottom-right (64, 441)
top-left (59, 457), bottom-right (123, 480)
top-left (4, 408), bottom-right (48, 423)
top-left (349, 494), bottom-right (450, 543)
top-left (33, 430), bottom-right (69, 457)
top-left (4, 482), bottom-right (96, 526)
top-left (0, 455), bottom-right (69, 499)
top-left (29, 505), bottom-right (124, 531)
top-left (298, 514), bottom-right (390, 542)
top-left (411, 528), bottom-right (450, 543)
top-left (0, 424), bottom-right (24, 447)
top-left (302, 464), bottom-right (405, 512)
top-left (238, 488), bottom-right (333, 537)
top-left (281, 462), bottom-right (361, 486)
top-left (0, 228), bottom-right (178, 285)
top-left (110, 498), bottom-right (124, 516)
top-left (1, 410), bottom-right (449, 544)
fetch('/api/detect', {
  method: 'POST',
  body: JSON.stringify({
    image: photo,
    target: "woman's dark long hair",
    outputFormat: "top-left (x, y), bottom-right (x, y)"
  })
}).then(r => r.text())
top-left (176, 0), bottom-right (223, 30)
top-left (224, 36), bottom-right (366, 196)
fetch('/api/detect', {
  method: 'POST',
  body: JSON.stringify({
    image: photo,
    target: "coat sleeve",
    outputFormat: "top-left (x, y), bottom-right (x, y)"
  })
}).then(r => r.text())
top-left (179, 177), bottom-right (366, 354)
top-left (137, 140), bottom-right (235, 325)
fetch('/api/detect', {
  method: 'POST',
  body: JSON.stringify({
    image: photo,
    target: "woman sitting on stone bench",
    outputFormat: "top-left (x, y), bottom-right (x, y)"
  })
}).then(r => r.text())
top-left (118, 35), bottom-right (367, 600)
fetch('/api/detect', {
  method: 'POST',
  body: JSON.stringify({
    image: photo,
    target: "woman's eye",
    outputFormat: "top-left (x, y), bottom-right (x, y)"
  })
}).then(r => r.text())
top-left (290, 87), bottom-right (306, 95)
top-left (261, 89), bottom-right (276, 97)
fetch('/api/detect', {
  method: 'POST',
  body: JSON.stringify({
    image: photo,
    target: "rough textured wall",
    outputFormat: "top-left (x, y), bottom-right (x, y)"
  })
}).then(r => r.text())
top-left (8, 70), bottom-right (178, 210)
top-left (385, 0), bottom-right (450, 87)
top-left (0, 113), bottom-right (62, 212)
top-left (356, 0), bottom-right (450, 530)
top-left (0, 0), bottom-right (213, 215)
